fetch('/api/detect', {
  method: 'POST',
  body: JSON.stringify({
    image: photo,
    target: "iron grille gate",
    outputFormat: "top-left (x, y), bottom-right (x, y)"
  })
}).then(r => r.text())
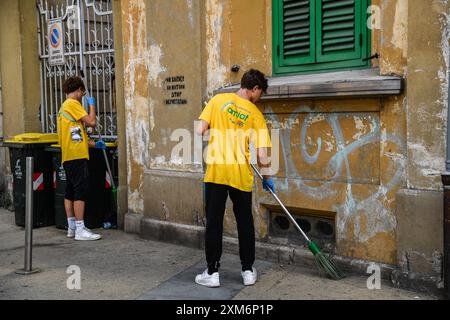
top-left (36, 0), bottom-right (117, 140)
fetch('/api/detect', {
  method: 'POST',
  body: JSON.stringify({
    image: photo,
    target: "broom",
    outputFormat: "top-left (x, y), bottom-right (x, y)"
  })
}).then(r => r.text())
top-left (79, 69), bottom-right (118, 211)
top-left (251, 163), bottom-right (345, 280)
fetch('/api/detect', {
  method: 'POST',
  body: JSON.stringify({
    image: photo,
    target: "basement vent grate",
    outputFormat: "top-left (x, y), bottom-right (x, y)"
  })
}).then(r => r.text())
top-left (269, 211), bottom-right (336, 250)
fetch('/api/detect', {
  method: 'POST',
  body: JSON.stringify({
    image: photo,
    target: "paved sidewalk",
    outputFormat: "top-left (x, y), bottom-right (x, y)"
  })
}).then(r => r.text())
top-left (0, 209), bottom-right (439, 300)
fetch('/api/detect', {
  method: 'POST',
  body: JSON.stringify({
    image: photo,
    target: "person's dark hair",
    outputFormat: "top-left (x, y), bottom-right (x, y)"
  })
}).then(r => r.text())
top-left (240, 69), bottom-right (268, 93)
top-left (63, 76), bottom-right (85, 94)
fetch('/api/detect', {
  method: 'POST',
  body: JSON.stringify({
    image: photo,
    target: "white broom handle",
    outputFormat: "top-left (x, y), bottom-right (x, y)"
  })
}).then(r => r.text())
top-left (251, 163), bottom-right (311, 242)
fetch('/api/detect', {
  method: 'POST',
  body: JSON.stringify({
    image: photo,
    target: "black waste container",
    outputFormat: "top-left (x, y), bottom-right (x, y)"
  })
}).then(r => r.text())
top-left (46, 145), bottom-right (68, 229)
top-left (1, 133), bottom-right (57, 228)
top-left (103, 145), bottom-right (118, 226)
top-left (48, 143), bottom-right (117, 230)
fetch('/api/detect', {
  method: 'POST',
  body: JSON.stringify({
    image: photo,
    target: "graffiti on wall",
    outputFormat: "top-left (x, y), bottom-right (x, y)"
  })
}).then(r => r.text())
top-left (262, 106), bottom-right (405, 249)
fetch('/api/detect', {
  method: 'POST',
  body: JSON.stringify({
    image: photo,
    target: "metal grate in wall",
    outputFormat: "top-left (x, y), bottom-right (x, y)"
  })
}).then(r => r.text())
top-left (269, 209), bottom-right (336, 251)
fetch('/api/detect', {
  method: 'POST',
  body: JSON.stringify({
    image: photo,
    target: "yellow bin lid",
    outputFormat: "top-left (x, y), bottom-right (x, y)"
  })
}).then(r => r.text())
top-left (49, 141), bottom-right (118, 148)
top-left (105, 141), bottom-right (118, 148)
top-left (5, 133), bottom-right (58, 144)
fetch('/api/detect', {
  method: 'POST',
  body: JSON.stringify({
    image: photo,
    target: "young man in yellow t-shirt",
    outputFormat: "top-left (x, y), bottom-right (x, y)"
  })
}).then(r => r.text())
top-left (195, 69), bottom-right (274, 287)
top-left (58, 76), bottom-right (106, 241)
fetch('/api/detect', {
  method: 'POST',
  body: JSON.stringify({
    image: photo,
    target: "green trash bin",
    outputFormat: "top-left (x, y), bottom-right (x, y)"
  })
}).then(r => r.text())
top-left (1, 133), bottom-right (58, 228)
top-left (47, 143), bottom-right (117, 230)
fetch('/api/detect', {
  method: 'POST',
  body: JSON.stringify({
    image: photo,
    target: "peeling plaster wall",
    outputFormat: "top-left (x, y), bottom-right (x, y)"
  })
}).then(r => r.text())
top-left (393, 0), bottom-right (449, 275)
top-left (119, 0), bottom-right (446, 268)
top-left (205, 0), bottom-right (228, 98)
top-left (406, 0), bottom-right (449, 191)
top-left (248, 99), bottom-right (405, 264)
top-left (121, 0), bottom-right (151, 213)
top-left (122, 0), bottom-right (204, 217)
top-left (205, 0), bottom-right (272, 98)
top-left (146, 0), bottom-right (202, 173)
top-left (205, 0), bottom-right (408, 264)
top-left (140, 0), bottom-right (205, 224)
top-left (380, 0), bottom-right (408, 75)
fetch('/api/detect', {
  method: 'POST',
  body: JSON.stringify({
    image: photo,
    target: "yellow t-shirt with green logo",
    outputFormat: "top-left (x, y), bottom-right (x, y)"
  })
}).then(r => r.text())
top-left (57, 99), bottom-right (89, 164)
top-left (199, 93), bottom-right (271, 192)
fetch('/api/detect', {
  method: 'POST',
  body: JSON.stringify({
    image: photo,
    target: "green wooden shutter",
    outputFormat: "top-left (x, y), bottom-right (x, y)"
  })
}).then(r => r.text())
top-left (277, 0), bottom-right (315, 66)
top-left (316, 0), bottom-right (362, 63)
top-left (273, 0), bottom-right (370, 75)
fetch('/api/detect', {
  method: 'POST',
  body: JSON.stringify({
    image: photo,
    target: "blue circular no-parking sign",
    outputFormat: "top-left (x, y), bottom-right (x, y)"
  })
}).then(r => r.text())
top-left (49, 23), bottom-right (62, 48)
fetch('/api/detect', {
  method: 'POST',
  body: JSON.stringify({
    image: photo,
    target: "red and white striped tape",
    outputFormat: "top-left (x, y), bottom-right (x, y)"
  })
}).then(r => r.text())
top-left (105, 171), bottom-right (111, 189)
top-left (33, 172), bottom-right (44, 191)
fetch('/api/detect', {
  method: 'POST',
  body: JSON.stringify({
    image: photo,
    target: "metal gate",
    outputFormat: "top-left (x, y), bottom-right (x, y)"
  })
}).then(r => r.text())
top-left (36, 0), bottom-right (116, 140)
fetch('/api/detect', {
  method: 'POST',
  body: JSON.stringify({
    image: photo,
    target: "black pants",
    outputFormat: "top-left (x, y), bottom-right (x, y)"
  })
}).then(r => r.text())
top-left (63, 159), bottom-right (89, 202)
top-left (205, 183), bottom-right (255, 273)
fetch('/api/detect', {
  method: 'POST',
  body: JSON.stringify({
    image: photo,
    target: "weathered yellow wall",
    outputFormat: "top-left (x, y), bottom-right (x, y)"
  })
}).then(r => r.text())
top-left (121, 0), bottom-right (152, 214)
top-left (112, 0), bottom-right (128, 226)
top-left (119, 0), bottom-right (446, 266)
top-left (406, 0), bottom-right (449, 190)
top-left (220, 96), bottom-right (405, 264)
top-left (19, 0), bottom-right (41, 133)
top-left (0, 0), bottom-right (41, 139)
top-left (121, 0), bottom-right (205, 216)
top-left (0, 0), bottom-right (26, 138)
top-left (380, 0), bottom-right (408, 75)
top-left (204, 0), bottom-right (409, 264)
top-left (0, 0), bottom-right (442, 268)
top-left (146, 0), bottom-right (202, 173)
top-left (205, 0), bottom-right (272, 98)
top-left (392, 0), bottom-right (449, 273)
top-left (141, 0), bottom-right (206, 224)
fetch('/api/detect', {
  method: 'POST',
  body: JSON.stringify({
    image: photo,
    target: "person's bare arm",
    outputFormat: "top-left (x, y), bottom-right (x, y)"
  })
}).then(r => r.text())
top-left (196, 119), bottom-right (210, 136)
top-left (257, 147), bottom-right (272, 178)
top-left (81, 104), bottom-right (96, 128)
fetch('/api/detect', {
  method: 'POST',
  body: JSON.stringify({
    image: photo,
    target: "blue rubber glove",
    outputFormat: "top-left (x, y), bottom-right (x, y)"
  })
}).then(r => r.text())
top-left (262, 177), bottom-right (275, 193)
top-left (86, 96), bottom-right (96, 106)
top-left (95, 139), bottom-right (106, 150)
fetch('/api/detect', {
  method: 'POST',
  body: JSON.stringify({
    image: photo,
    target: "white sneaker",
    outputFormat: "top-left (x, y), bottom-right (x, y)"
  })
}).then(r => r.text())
top-left (195, 269), bottom-right (220, 288)
top-left (75, 227), bottom-right (102, 241)
top-left (241, 267), bottom-right (257, 286)
top-left (67, 228), bottom-right (75, 238)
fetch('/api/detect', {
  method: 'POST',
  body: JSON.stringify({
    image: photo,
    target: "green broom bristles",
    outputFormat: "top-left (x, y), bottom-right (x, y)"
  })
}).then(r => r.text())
top-left (112, 187), bottom-right (117, 205)
top-left (308, 241), bottom-right (346, 280)
top-left (250, 163), bottom-right (345, 280)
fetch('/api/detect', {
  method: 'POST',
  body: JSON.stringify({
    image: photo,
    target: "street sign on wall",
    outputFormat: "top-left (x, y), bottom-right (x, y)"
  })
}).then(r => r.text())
top-left (47, 18), bottom-right (65, 66)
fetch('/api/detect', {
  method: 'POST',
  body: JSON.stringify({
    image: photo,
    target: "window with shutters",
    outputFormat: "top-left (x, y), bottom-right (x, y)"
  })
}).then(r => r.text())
top-left (273, 0), bottom-right (371, 75)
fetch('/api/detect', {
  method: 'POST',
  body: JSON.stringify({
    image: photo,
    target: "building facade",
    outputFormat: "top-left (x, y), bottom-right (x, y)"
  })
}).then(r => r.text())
top-left (0, 0), bottom-right (448, 293)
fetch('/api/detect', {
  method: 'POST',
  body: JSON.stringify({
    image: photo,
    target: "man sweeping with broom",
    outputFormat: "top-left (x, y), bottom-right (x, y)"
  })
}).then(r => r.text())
top-left (195, 69), bottom-right (274, 287)
top-left (195, 70), bottom-right (345, 288)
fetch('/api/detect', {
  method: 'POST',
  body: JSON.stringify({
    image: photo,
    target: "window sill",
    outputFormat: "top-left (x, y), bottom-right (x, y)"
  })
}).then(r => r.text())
top-left (214, 68), bottom-right (404, 100)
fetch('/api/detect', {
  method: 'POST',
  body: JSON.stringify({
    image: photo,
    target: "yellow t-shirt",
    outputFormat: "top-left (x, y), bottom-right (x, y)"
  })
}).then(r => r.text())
top-left (199, 93), bottom-right (271, 192)
top-left (57, 99), bottom-right (89, 164)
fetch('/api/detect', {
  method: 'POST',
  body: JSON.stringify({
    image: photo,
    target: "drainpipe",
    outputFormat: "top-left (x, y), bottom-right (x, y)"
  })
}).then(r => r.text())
top-left (442, 52), bottom-right (450, 299)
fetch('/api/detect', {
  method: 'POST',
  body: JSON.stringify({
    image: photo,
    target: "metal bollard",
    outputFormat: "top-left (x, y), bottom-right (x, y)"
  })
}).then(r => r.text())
top-left (16, 157), bottom-right (40, 275)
